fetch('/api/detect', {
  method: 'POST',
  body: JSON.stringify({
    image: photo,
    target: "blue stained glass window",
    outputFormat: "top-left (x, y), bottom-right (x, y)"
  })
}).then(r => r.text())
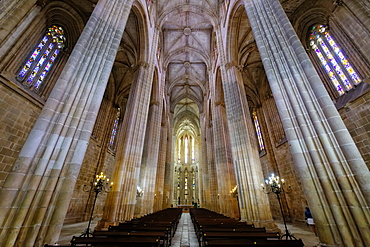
top-left (310, 25), bottom-right (361, 96)
top-left (17, 25), bottom-right (65, 92)
top-left (35, 49), bottom-right (59, 90)
top-left (109, 108), bottom-right (121, 149)
top-left (253, 111), bottom-right (265, 151)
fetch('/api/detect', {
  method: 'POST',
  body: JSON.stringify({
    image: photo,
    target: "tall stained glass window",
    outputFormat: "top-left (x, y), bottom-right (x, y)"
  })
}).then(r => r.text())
top-left (17, 25), bottom-right (65, 92)
top-left (109, 107), bottom-right (120, 149)
top-left (191, 137), bottom-right (195, 163)
top-left (252, 111), bottom-right (265, 151)
top-left (178, 138), bottom-right (181, 162)
top-left (310, 25), bottom-right (361, 96)
top-left (184, 136), bottom-right (188, 164)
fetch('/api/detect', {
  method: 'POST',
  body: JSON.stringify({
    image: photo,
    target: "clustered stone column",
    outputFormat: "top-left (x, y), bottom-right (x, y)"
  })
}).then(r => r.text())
top-left (134, 28), bottom-right (163, 217)
top-left (199, 114), bottom-right (211, 209)
top-left (209, 73), bottom-right (239, 218)
top-left (206, 122), bottom-right (220, 212)
top-left (0, 0), bottom-right (135, 246)
top-left (244, 0), bottom-right (370, 246)
top-left (134, 99), bottom-right (161, 217)
top-left (0, 0), bottom-right (37, 45)
top-left (214, 23), bottom-right (276, 229)
top-left (153, 110), bottom-right (169, 211)
top-left (162, 114), bottom-right (175, 208)
top-left (0, 0), bottom-right (41, 60)
top-left (97, 26), bottom-right (160, 228)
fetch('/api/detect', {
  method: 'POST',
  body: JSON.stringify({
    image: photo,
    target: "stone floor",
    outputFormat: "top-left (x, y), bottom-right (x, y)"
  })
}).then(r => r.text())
top-left (56, 213), bottom-right (320, 246)
top-left (275, 221), bottom-right (320, 247)
top-left (171, 212), bottom-right (199, 247)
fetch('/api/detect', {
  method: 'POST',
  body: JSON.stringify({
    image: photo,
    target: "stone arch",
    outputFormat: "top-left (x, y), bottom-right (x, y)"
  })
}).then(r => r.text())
top-left (170, 94), bottom-right (202, 114)
top-left (163, 46), bottom-right (211, 69)
top-left (291, 6), bottom-right (331, 48)
top-left (43, 2), bottom-right (85, 49)
top-left (225, 1), bottom-right (250, 64)
top-left (174, 111), bottom-right (200, 135)
top-left (150, 67), bottom-right (160, 103)
top-left (131, 2), bottom-right (150, 64)
top-left (214, 66), bottom-right (224, 103)
top-left (168, 74), bottom-right (206, 96)
top-left (157, 3), bottom-right (217, 29)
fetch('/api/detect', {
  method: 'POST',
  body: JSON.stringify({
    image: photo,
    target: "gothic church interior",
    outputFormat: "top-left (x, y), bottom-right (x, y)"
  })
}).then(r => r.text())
top-left (0, 0), bottom-right (369, 246)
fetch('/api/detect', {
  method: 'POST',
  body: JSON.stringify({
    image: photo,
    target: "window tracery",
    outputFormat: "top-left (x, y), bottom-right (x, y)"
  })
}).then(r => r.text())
top-left (17, 25), bottom-right (65, 93)
top-left (252, 111), bottom-right (265, 151)
top-left (109, 107), bottom-right (121, 149)
top-left (310, 25), bottom-right (361, 96)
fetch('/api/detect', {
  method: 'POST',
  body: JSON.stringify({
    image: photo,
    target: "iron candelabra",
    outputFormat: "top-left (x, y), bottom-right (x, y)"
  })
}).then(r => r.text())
top-left (80, 172), bottom-right (112, 237)
top-left (261, 173), bottom-right (296, 240)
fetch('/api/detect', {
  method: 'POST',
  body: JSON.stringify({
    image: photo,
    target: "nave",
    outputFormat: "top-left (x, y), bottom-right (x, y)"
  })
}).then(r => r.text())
top-left (54, 208), bottom-right (319, 247)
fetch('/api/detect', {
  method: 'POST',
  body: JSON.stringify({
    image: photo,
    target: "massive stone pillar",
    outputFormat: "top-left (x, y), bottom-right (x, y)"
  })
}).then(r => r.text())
top-left (199, 112), bottom-right (210, 209)
top-left (214, 23), bottom-right (275, 228)
top-left (155, 75), bottom-right (171, 210)
top-left (0, 0), bottom-right (134, 246)
top-left (210, 81), bottom-right (239, 218)
top-left (244, 0), bottom-right (370, 246)
top-left (163, 112), bottom-right (175, 208)
top-left (134, 101), bottom-right (159, 217)
top-left (98, 27), bottom-right (159, 227)
top-left (205, 119), bottom-right (220, 212)
top-left (0, 0), bottom-right (38, 47)
top-left (154, 106), bottom-right (169, 211)
top-left (0, 0), bottom-right (40, 61)
top-left (135, 45), bottom-right (163, 216)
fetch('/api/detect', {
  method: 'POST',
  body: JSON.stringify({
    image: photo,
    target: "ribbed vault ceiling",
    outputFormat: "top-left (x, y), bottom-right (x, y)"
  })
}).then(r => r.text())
top-left (60, 0), bottom-right (314, 134)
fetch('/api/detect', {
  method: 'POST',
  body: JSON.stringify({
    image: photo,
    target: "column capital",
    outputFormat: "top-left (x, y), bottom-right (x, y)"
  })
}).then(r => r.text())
top-left (36, 0), bottom-right (46, 8)
top-left (225, 61), bottom-right (242, 71)
top-left (215, 101), bottom-right (225, 107)
top-left (150, 100), bottom-right (160, 106)
top-left (138, 61), bottom-right (150, 69)
top-left (131, 61), bottom-right (150, 72)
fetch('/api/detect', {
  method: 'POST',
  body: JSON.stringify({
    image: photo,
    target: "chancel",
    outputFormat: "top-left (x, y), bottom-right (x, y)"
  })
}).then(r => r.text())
top-left (0, 0), bottom-right (369, 247)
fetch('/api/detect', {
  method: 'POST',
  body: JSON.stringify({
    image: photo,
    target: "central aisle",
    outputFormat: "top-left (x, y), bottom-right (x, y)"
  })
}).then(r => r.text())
top-left (171, 213), bottom-right (199, 247)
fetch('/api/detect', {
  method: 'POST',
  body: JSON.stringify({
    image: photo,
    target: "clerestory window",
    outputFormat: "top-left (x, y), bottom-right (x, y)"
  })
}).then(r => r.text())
top-left (16, 25), bottom-right (65, 93)
top-left (109, 107), bottom-right (121, 150)
top-left (309, 25), bottom-right (361, 96)
top-left (252, 111), bottom-right (265, 151)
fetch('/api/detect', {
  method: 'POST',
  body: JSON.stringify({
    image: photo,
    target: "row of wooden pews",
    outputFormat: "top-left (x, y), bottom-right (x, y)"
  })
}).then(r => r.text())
top-left (45, 208), bottom-right (182, 247)
top-left (190, 208), bottom-right (304, 247)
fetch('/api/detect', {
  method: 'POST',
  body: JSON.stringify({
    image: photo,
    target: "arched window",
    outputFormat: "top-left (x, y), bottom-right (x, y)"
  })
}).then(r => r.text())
top-left (310, 25), bottom-right (361, 96)
top-left (191, 137), bottom-right (195, 163)
top-left (178, 138), bottom-right (181, 162)
top-left (109, 107), bottom-right (121, 149)
top-left (252, 111), bottom-right (265, 151)
top-left (17, 25), bottom-right (65, 92)
top-left (184, 136), bottom-right (189, 164)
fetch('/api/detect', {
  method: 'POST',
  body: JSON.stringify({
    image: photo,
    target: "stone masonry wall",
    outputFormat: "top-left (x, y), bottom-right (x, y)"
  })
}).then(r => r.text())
top-left (260, 141), bottom-right (307, 223)
top-left (0, 81), bottom-right (41, 187)
top-left (64, 138), bottom-right (116, 224)
top-left (339, 90), bottom-right (370, 168)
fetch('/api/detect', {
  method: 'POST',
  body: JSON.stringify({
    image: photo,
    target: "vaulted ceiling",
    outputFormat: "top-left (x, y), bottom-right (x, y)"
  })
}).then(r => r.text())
top-left (59, 0), bottom-right (316, 133)
top-left (159, 1), bottom-right (214, 133)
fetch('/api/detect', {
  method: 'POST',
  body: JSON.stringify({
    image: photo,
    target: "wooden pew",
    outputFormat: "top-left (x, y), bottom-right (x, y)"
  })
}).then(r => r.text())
top-left (195, 225), bottom-right (265, 241)
top-left (193, 221), bottom-right (257, 238)
top-left (190, 208), bottom-right (305, 247)
top-left (204, 238), bottom-right (305, 246)
top-left (111, 223), bottom-right (175, 238)
top-left (45, 208), bottom-right (181, 247)
top-left (44, 245), bottom-right (72, 247)
top-left (70, 236), bottom-right (160, 247)
top-left (93, 230), bottom-right (169, 247)
top-left (201, 231), bottom-right (280, 246)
